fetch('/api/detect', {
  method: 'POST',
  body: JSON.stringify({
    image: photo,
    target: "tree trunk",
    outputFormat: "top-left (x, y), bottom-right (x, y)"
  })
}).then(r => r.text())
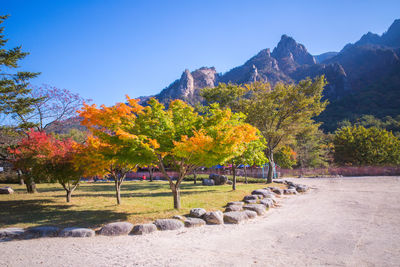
top-left (193, 169), bottom-right (197, 184)
top-left (66, 190), bottom-right (72, 202)
top-left (148, 167), bottom-right (154, 182)
top-left (267, 151), bottom-right (274, 184)
top-left (115, 181), bottom-right (121, 205)
top-left (24, 176), bottom-right (37, 193)
top-left (171, 184), bottom-right (181, 210)
top-left (18, 171), bottom-right (24, 185)
top-left (244, 165), bottom-right (248, 184)
top-left (232, 164), bottom-right (236, 190)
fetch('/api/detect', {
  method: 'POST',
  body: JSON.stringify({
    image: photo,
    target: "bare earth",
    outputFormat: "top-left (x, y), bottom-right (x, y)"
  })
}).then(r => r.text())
top-left (1, 176), bottom-right (400, 267)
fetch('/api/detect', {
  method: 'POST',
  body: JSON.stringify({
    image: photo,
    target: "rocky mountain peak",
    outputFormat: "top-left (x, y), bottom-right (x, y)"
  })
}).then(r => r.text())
top-left (272, 34), bottom-right (316, 72)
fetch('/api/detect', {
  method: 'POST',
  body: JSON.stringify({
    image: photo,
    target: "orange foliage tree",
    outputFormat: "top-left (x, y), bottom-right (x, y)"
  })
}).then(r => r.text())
top-left (77, 97), bottom-right (156, 204)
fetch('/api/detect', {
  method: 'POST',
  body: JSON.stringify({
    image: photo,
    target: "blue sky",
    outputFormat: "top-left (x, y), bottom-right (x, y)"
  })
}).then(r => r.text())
top-left (2, 0), bottom-right (399, 105)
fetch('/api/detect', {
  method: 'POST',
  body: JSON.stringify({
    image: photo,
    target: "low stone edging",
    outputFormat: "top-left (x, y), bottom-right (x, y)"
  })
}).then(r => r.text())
top-left (0, 179), bottom-right (309, 241)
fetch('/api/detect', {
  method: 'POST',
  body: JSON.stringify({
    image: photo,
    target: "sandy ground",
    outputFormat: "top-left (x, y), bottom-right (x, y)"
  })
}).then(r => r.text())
top-left (1, 176), bottom-right (400, 267)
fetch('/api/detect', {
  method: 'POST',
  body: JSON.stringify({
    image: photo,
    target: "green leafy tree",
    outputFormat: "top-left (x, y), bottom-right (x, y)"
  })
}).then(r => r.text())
top-left (202, 77), bottom-right (327, 183)
top-left (0, 15), bottom-right (41, 128)
top-left (228, 137), bottom-right (268, 188)
top-left (274, 145), bottom-right (297, 169)
top-left (128, 98), bottom-right (259, 209)
top-left (294, 124), bottom-right (332, 168)
top-left (334, 125), bottom-right (400, 165)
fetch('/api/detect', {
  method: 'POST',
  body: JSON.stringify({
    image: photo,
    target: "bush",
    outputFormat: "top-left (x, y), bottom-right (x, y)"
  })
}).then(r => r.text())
top-left (0, 171), bottom-right (19, 184)
top-left (184, 174), bottom-right (267, 184)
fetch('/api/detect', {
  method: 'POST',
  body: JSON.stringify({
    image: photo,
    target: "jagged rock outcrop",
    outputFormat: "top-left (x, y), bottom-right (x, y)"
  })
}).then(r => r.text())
top-left (156, 67), bottom-right (218, 105)
top-left (272, 34), bottom-right (316, 72)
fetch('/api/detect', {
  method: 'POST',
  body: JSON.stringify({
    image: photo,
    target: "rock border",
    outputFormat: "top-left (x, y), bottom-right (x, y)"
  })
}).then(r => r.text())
top-left (0, 179), bottom-right (309, 241)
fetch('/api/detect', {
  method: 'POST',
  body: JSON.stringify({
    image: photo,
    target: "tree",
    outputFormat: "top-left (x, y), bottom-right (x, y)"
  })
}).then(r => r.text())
top-left (274, 145), bottom-right (297, 169)
top-left (77, 97), bottom-right (155, 204)
top-left (228, 138), bottom-right (267, 189)
top-left (294, 124), bottom-right (332, 168)
top-left (126, 98), bottom-right (259, 209)
top-left (0, 15), bottom-right (41, 129)
top-left (203, 77), bottom-right (328, 183)
top-left (13, 84), bottom-right (90, 131)
top-left (9, 129), bottom-right (84, 201)
top-left (334, 125), bottom-right (400, 165)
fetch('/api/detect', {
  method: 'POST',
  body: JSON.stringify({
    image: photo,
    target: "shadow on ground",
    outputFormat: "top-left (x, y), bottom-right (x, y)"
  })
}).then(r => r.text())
top-left (0, 199), bottom-right (129, 229)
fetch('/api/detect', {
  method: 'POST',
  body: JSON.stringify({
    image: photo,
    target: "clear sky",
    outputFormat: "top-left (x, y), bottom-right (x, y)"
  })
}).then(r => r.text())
top-left (2, 0), bottom-right (399, 105)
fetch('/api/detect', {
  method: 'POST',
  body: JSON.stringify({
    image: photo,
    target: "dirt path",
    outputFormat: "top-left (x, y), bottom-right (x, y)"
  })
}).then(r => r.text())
top-left (1, 176), bottom-right (400, 266)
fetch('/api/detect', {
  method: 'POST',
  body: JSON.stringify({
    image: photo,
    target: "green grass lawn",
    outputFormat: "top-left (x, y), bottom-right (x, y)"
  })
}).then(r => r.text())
top-left (0, 179), bottom-right (282, 229)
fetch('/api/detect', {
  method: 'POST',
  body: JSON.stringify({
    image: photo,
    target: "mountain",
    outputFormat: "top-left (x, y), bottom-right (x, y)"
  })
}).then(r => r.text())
top-left (314, 52), bottom-right (339, 63)
top-left (145, 19), bottom-right (400, 132)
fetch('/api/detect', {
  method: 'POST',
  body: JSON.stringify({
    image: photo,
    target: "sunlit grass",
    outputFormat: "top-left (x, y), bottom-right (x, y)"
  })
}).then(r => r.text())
top-left (0, 180), bottom-right (283, 229)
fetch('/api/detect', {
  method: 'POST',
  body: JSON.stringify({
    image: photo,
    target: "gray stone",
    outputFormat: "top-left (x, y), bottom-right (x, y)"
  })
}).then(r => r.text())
top-left (243, 195), bottom-right (258, 201)
top-left (154, 219), bottom-right (184, 231)
top-left (243, 204), bottom-right (267, 215)
top-left (202, 179), bottom-right (215, 186)
top-left (172, 215), bottom-right (186, 221)
top-left (0, 187), bottom-right (14, 194)
top-left (244, 199), bottom-right (258, 204)
top-left (244, 210), bottom-right (257, 219)
top-left (131, 224), bottom-right (157, 235)
top-left (189, 208), bottom-right (206, 218)
top-left (251, 189), bottom-right (272, 198)
top-left (25, 226), bottom-right (60, 238)
top-left (226, 180), bottom-right (233, 185)
top-left (296, 184), bottom-right (309, 192)
top-left (203, 211), bottom-right (224, 225)
top-left (283, 188), bottom-right (298, 195)
top-left (227, 201), bottom-right (244, 206)
top-left (223, 211), bottom-right (248, 224)
top-left (99, 222), bottom-right (134, 236)
top-left (0, 228), bottom-right (25, 240)
top-left (59, 227), bottom-right (95, 237)
top-left (260, 198), bottom-right (274, 208)
top-left (269, 187), bottom-right (283, 195)
top-left (225, 205), bottom-right (243, 212)
top-left (184, 218), bottom-right (206, 228)
top-left (209, 174), bottom-right (228, 185)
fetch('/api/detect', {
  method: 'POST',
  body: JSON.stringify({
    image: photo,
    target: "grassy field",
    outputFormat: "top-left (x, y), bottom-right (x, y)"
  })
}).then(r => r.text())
top-left (0, 179), bottom-right (282, 229)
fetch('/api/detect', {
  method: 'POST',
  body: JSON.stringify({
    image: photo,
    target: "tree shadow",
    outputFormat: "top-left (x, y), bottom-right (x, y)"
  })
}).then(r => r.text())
top-left (0, 199), bottom-right (129, 229)
top-left (52, 188), bottom-right (220, 199)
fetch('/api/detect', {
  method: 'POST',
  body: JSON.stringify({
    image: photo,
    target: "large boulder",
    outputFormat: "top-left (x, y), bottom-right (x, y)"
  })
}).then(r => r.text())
top-left (243, 195), bottom-right (258, 201)
top-left (243, 204), bottom-right (267, 215)
top-left (296, 184), bottom-right (309, 192)
top-left (203, 211), bottom-right (224, 225)
top-left (209, 174), bottom-right (228, 185)
top-left (268, 187), bottom-right (283, 195)
top-left (283, 188), bottom-right (298, 195)
top-left (225, 205), bottom-right (243, 212)
top-left (223, 211), bottom-right (248, 224)
top-left (59, 227), bottom-right (95, 237)
top-left (202, 179), bottom-right (215, 186)
top-left (189, 208), bottom-right (206, 218)
top-left (154, 219), bottom-right (184, 231)
top-left (0, 228), bottom-right (25, 240)
top-left (25, 226), bottom-right (60, 238)
top-left (244, 199), bottom-right (258, 204)
top-left (131, 224), bottom-right (157, 235)
top-left (244, 210), bottom-right (257, 219)
top-left (99, 222), bottom-right (134, 236)
top-left (0, 187), bottom-right (14, 194)
top-left (260, 198), bottom-right (274, 208)
top-left (184, 218), bottom-right (206, 228)
top-left (251, 189), bottom-right (272, 198)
